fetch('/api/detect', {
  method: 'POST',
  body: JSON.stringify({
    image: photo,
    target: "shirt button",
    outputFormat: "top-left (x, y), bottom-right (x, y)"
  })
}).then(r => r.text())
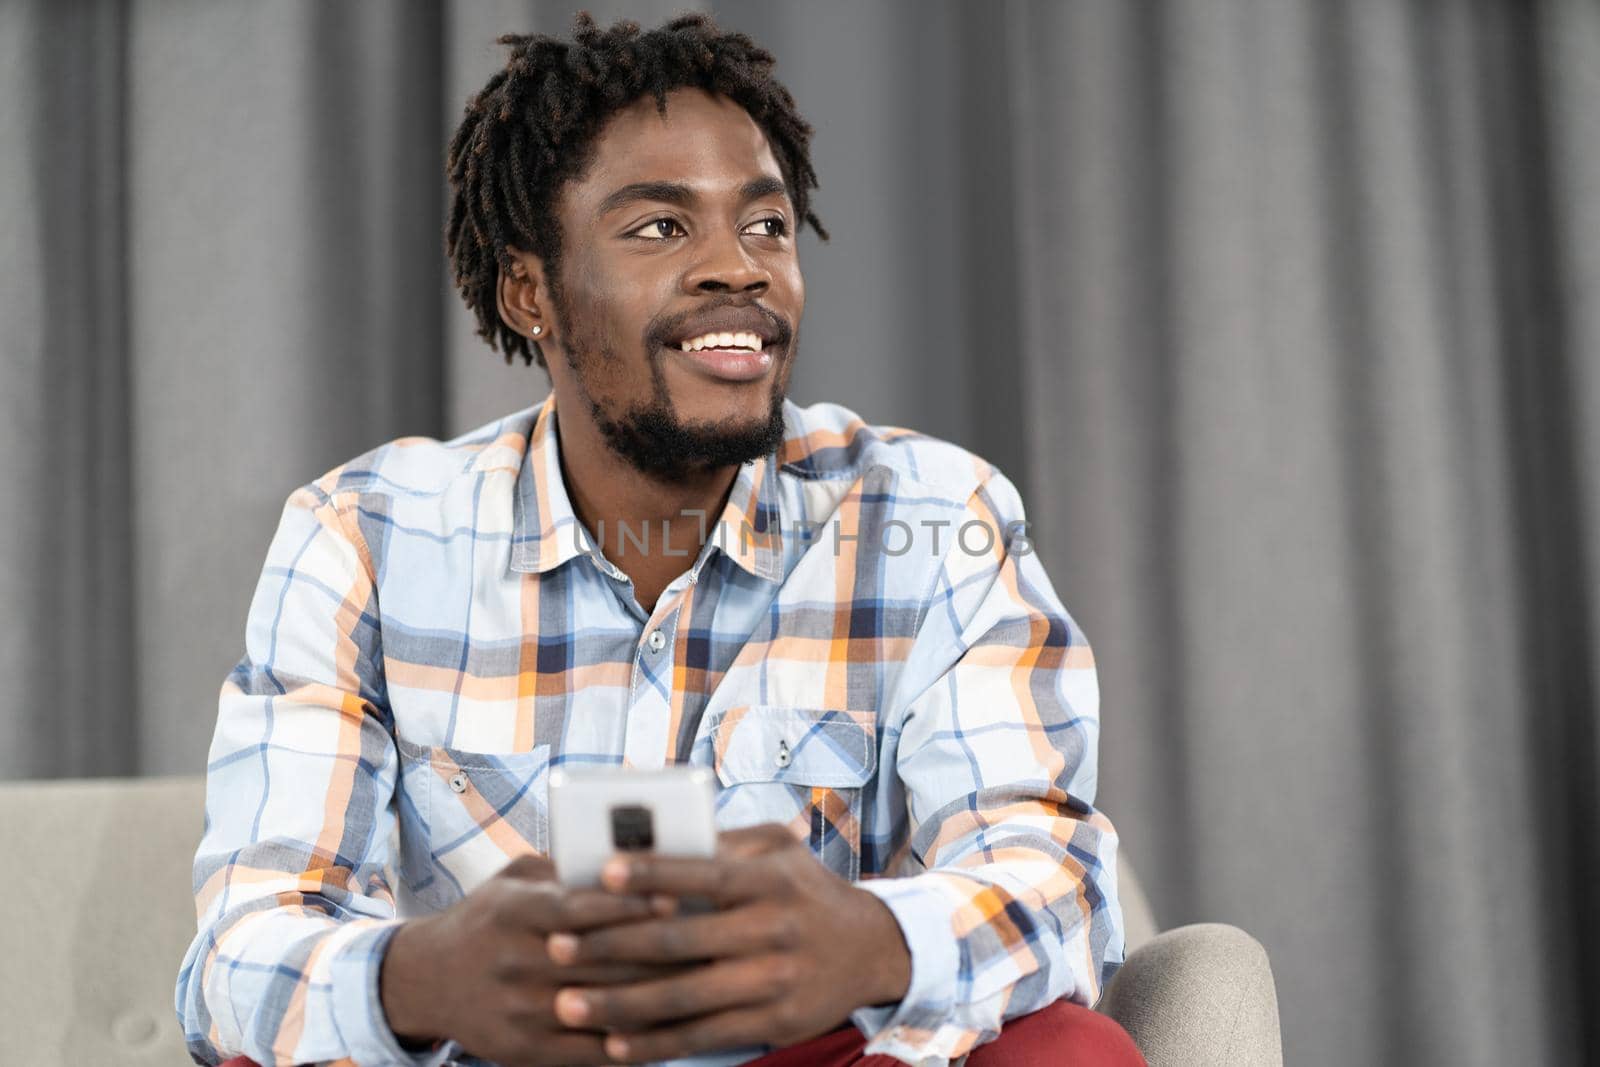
top-left (775, 739), bottom-right (791, 768)
top-left (647, 629), bottom-right (667, 652)
top-left (448, 772), bottom-right (469, 794)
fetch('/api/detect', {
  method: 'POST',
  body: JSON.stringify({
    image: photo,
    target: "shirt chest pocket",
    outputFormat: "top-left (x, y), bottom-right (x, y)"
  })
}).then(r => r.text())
top-left (709, 705), bottom-right (876, 882)
top-left (394, 737), bottom-right (553, 911)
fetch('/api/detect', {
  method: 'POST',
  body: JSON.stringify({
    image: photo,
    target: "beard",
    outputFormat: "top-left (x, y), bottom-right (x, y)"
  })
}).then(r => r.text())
top-left (588, 384), bottom-right (788, 482)
top-left (551, 282), bottom-right (792, 482)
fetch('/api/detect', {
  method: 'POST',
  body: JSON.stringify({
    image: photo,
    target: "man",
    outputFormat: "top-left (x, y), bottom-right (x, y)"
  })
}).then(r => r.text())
top-left (176, 12), bottom-right (1138, 1067)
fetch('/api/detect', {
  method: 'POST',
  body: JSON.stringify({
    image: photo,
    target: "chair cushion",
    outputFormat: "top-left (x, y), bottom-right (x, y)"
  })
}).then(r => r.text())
top-left (0, 775), bottom-right (204, 1062)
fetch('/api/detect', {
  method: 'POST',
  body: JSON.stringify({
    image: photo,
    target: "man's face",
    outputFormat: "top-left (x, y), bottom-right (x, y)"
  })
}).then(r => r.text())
top-left (535, 87), bottom-right (805, 481)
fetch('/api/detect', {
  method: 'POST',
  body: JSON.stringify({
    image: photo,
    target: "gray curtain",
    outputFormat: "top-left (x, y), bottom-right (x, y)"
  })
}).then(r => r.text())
top-left (2, 1), bottom-right (1595, 1064)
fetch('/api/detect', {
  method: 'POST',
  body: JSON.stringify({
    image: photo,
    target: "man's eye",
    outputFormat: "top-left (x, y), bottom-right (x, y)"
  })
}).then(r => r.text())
top-left (747, 217), bottom-right (789, 238)
top-left (633, 218), bottom-right (685, 240)
top-left (630, 217), bottom-right (789, 241)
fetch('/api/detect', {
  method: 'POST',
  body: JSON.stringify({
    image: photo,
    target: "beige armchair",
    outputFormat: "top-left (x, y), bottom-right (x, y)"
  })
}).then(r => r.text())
top-left (0, 776), bottom-right (1281, 1065)
top-left (1097, 850), bottom-right (1284, 1064)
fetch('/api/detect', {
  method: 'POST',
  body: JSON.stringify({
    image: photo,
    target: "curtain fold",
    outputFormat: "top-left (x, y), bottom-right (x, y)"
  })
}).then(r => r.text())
top-left (2, 1), bottom-right (1595, 1062)
top-left (2, 0), bottom-right (135, 777)
top-left (1006, 0), bottom-right (1594, 1062)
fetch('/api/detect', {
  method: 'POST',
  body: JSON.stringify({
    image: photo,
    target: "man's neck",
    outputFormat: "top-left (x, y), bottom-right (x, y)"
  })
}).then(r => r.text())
top-left (553, 406), bottom-right (741, 613)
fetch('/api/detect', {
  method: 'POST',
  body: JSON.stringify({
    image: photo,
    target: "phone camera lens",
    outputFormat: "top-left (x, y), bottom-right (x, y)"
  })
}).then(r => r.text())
top-left (610, 804), bottom-right (655, 851)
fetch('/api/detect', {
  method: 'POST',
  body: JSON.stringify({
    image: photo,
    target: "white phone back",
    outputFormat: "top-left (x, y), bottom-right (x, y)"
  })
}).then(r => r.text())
top-left (547, 765), bottom-right (718, 887)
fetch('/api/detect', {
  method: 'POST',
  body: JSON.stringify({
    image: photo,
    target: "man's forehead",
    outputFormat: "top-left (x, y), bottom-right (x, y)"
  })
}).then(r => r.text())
top-left (569, 88), bottom-right (786, 210)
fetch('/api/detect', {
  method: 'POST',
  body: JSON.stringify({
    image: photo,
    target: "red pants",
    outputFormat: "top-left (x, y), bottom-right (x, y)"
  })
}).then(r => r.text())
top-left (749, 999), bottom-right (1145, 1066)
top-left (220, 998), bottom-right (1145, 1066)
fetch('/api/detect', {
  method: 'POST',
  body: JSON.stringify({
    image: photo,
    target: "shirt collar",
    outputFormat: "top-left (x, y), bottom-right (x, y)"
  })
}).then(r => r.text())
top-left (709, 449), bottom-right (785, 583)
top-left (510, 392), bottom-right (785, 583)
top-left (509, 393), bottom-right (597, 575)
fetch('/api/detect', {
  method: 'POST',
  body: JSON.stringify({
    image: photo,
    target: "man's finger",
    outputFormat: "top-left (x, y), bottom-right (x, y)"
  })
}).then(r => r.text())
top-left (503, 1032), bottom-right (612, 1067)
top-left (551, 961), bottom-right (697, 986)
top-left (601, 1004), bottom-right (797, 1064)
top-left (499, 879), bottom-right (661, 932)
top-left (499, 852), bottom-right (558, 882)
top-left (552, 956), bottom-right (781, 1032)
top-left (598, 853), bottom-right (779, 904)
top-left (550, 905), bottom-right (791, 965)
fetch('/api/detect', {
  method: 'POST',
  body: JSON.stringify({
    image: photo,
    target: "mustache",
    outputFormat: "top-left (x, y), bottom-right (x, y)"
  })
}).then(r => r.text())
top-left (649, 302), bottom-right (792, 350)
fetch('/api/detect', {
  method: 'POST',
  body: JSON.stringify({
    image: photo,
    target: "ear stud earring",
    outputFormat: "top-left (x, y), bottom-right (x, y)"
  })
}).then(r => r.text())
top-left (531, 325), bottom-right (543, 336)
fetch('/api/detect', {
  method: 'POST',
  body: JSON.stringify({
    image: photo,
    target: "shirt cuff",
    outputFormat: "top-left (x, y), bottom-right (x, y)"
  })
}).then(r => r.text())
top-left (331, 922), bottom-right (460, 1067)
top-left (848, 876), bottom-right (964, 1063)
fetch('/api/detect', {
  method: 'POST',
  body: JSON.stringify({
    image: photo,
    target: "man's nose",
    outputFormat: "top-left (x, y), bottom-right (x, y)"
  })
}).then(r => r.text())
top-left (684, 229), bottom-right (771, 294)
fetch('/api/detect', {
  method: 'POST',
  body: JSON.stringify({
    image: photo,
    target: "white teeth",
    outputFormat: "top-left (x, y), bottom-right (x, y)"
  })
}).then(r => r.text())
top-left (677, 330), bottom-right (764, 352)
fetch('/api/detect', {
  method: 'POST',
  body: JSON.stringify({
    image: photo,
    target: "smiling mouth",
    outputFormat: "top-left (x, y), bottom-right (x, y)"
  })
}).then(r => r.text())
top-left (656, 334), bottom-right (780, 383)
top-left (663, 339), bottom-right (781, 383)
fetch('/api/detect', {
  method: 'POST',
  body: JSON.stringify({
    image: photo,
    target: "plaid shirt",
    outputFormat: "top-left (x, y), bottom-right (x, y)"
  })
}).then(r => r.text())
top-left (176, 393), bottom-right (1125, 1067)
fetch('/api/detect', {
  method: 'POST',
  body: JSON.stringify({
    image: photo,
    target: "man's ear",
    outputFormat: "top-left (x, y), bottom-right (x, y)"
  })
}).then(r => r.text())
top-left (496, 245), bottom-right (550, 343)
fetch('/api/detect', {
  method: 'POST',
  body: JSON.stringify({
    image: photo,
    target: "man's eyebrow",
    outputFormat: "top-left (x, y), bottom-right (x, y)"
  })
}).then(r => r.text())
top-left (594, 175), bottom-right (790, 221)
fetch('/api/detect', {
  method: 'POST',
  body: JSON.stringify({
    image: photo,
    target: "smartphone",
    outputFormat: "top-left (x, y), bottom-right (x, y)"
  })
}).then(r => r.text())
top-left (547, 765), bottom-right (718, 888)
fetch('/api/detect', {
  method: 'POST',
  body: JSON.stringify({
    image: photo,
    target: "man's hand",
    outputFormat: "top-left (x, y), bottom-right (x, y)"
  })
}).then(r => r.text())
top-left (541, 824), bottom-right (913, 1063)
top-left (379, 853), bottom-right (683, 1066)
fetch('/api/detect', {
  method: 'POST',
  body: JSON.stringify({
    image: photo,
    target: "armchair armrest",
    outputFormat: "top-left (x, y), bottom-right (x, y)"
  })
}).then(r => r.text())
top-left (1095, 922), bottom-right (1283, 1067)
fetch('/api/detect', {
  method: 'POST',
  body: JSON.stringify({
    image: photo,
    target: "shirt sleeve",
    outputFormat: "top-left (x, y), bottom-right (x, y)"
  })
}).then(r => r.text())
top-left (174, 483), bottom-right (449, 1067)
top-left (848, 469), bottom-right (1126, 1065)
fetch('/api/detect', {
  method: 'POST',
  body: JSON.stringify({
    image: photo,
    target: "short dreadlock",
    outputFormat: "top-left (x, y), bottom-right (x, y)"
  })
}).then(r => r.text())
top-left (445, 10), bottom-right (829, 370)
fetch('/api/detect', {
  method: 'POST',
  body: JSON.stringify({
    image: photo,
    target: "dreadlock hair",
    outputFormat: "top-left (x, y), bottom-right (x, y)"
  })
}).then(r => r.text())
top-left (445, 9), bottom-right (829, 371)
